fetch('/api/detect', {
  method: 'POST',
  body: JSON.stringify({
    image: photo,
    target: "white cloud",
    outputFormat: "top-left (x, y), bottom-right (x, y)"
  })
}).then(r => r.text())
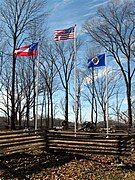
top-left (52, 0), bottom-right (72, 12)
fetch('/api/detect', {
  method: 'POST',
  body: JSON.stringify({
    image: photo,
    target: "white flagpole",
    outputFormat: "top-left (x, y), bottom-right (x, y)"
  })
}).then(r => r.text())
top-left (74, 24), bottom-right (77, 135)
top-left (35, 43), bottom-right (39, 131)
top-left (105, 54), bottom-right (109, 135)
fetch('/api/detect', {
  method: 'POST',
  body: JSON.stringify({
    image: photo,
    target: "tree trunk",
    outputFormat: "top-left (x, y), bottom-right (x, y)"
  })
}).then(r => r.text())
top-left (47, 90), bottom-right (50, 129)
top-left (33, 59), bottom-right (36, 128)
top-left (11, 53), bottom-right (16, 130)
top-left (50, 92), bottom-right (53, 129)
top-left (65, 83), bottom-right (68, 129)
top-left (26, 99), bottom-right (30, 128)
top-left (103, 109), bottom-right (106, 128)
top-left (40, 90), bottom-right (46, 129)
top-left (127, 84), bottom-right (132, 129)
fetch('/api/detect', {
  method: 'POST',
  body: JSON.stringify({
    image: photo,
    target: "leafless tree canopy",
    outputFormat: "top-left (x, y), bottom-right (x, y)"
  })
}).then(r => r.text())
top-left (83, 0), bottom-right (135, 129)
top-left (0, 0), bottom-right (47, 45)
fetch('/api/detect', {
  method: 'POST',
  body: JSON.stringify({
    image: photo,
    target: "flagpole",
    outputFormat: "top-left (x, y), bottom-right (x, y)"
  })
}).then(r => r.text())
top-left (74, 24), bottom-right (77, 135)
top-left (105, 54), bottom-right (109, 136)
top-left (35, 43), bottom-right (39, 131)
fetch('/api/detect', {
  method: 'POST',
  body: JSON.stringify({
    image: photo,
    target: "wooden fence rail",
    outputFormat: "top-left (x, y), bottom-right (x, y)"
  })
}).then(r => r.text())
top-left (0, 130), bottom-right (47, 156)
top-left (47, 130), bottom-right (133, 157)
top-left (0, 130), bottom-right (134, 159)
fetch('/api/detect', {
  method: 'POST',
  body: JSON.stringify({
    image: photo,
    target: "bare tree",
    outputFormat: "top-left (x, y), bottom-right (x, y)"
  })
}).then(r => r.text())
top-left (82, 69), bottom-right (98, 127)
top-left (40, 44), bottom-right (59, 129)
top-left (26, 18), bottom-right (48, 129)
top-left (110, 89), bottom-right (125, 126)
top-left (83, 0), bottom-right (135, 129)
top-left (17, 60), bottom-right (34, 128)
top-left (83, 67), bottom-right (120, 128)
top-left (0, 0), bottom-right (47, 129)
top-left (94, 69), bottom-right (120, 127)
top-left (53, 41), bottom-right (76, 129)
top-left (0, 60), bottom-right (12, 124)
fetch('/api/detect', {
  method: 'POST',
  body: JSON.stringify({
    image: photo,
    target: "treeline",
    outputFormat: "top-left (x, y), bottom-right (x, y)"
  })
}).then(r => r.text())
top-left (0, 0), bottom-right (134, 130)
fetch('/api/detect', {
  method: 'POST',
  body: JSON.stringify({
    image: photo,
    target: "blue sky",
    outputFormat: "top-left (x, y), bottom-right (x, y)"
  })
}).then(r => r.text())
top-left (47, 0), bottom-right (110, 35)
top-left (45, 0), bottom-right (133, 123)
top-left (46, 0), bottom-right (119, 122)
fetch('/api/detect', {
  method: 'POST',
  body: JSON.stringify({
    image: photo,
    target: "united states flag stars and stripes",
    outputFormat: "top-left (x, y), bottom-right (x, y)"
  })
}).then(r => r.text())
top-left (54, 26), bottom-right (75, 41)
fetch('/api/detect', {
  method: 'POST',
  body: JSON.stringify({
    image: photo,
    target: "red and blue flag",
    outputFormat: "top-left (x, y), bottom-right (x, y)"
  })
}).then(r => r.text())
top-left (14, 42), bottom-right (38, 56)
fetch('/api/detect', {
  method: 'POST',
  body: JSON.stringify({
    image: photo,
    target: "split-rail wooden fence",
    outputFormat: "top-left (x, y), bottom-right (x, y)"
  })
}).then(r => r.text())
top-left (0, 129), bottom-right (135, 159)
top-left (0, 130), bottom-right (46, 156)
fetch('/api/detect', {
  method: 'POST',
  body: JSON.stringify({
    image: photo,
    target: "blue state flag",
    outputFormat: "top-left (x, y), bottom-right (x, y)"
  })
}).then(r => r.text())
top-left (88, 53), bottom-right (105, 68)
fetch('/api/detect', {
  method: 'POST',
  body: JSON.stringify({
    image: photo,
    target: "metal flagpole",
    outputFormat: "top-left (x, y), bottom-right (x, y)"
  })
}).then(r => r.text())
top-left (35, 42), bottom-right (39, 131)
top-left (105, 54), bottom-right (109, 136)
top-left (91, 67), bottom-right (94, 124)
top-left (74, 24), bottom-right (77, 135)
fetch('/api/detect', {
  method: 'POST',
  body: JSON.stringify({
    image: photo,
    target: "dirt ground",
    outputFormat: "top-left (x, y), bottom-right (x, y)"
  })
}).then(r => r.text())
top-left (0, 152), bottom-right (135, 180)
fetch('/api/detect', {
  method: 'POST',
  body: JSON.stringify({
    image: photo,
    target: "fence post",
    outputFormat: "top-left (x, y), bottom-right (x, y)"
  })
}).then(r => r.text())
top-left (130, 134), bottom-right (135, 160)
top-left (115, 135), bottom-right (122, 164)
top-left (43, 130), bottom-right (48, 152)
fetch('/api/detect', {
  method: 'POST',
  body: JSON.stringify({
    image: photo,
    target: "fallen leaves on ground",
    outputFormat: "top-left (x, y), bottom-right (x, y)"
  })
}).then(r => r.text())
top-left (0, 152), bottom-right (135, 179)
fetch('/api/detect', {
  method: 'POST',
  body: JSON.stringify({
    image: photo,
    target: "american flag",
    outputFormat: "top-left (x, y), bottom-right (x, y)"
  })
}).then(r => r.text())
top-left (54, 26), bottom-right (75, 41)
